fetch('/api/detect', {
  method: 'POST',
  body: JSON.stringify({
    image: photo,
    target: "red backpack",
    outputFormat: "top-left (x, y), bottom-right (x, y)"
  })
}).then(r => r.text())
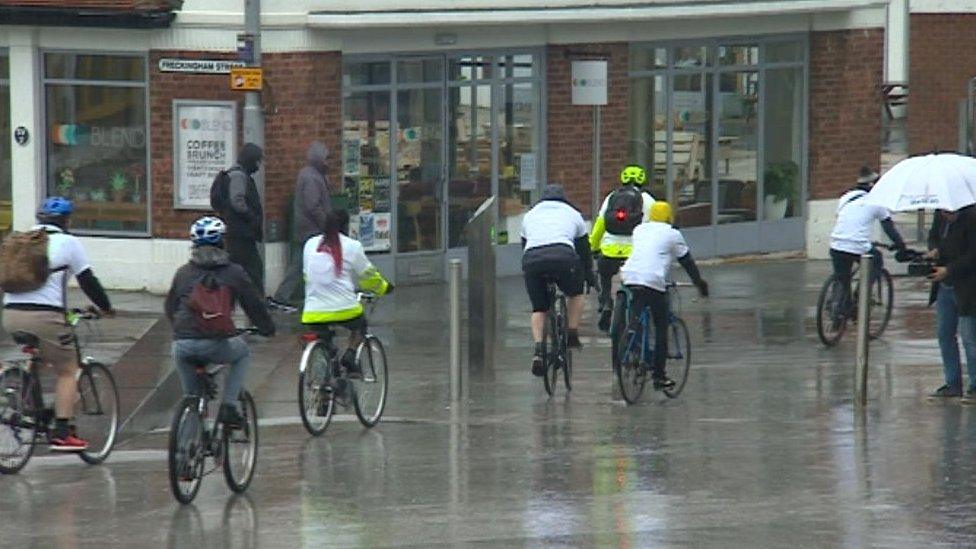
top-left (187, 273), bottom-right (236, 337)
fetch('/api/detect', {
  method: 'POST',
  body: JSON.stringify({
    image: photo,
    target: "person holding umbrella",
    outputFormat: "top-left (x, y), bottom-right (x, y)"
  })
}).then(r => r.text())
top-left (864, 152), bottom-right (976, 398)
top-left (829, 166), bottom-right (907, 317)
top-left (926, 206), bottom-right (976, 398)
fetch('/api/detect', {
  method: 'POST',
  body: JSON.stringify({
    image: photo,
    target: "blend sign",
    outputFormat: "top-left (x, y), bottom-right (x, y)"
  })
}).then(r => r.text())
top-left (173, 101), bottom-right (237, 209)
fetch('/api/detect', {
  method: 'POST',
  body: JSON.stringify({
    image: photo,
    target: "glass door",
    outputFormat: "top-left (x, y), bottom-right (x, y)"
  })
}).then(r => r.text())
top-left (395, 86), bottom-right (444, 253)
top-left (448, 82), bottom-right (493, 248)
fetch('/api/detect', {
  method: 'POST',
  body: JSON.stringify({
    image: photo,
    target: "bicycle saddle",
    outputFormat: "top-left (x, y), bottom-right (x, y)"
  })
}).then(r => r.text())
top-left (193, 363), bottom-right (228, 376)
top-left (10, 331), bottom-right (40, 348)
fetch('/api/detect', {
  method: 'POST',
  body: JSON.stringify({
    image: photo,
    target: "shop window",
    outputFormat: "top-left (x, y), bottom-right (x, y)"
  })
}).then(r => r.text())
top-left (766, 42), bottom-right (803, 63)
top-left (498, 81), bottom-right (539, 245)
top-left (498, 54), bottom-right (534, 79)
top-left (718, 45), bottom-right (758, 66)
top-left (630, 47), bottom-right (667, 72)
top-left (397, 58), bottom-right (443, 84)
top-left (671, 73), bottom-right (713, 228)
top-left (343, 61), bottom-right (391, 87)
top-left (342, 91), bottom-right (393, 252)
top-left (44, 53), bottom-right (148, 235)
top-left (673, 47), bottom-right (710, 69)
top-left (448, 56), bottom-right (493, 82)
top-left (763, 67), bottom-right (804, 219)
top-left (717, 71), bottom-right (759, 224)
top-left (396, 88), bottom-right (443, 253)
top-left (628, 75), bottom-right (667, 200)
top-left (448, 84), bottom-right (492, 248)
top-left (1, 52), bottom-right (10, 237)
top-left (45, 53), bottom-right (145, 82)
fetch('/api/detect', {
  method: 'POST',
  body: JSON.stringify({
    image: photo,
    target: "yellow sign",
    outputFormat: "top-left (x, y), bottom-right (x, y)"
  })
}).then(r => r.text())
top-left (230, 67), bottom-right (263, 91)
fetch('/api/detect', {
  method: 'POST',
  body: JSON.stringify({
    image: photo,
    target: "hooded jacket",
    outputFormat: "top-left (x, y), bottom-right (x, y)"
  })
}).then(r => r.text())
top-left (928, 206), bottom-right (976, 314)
top-left (224, 143), bottom-right (264, 242)
top-left (293, 142), bottom-right (333, 243)
top-left (165, 245), bottom-right (275, 339)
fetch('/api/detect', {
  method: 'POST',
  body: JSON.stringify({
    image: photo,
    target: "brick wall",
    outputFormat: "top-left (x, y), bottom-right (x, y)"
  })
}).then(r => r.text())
top-left (808, 28), bottom-right (884, 199)
top-left (547, 43), bottom-right (629, 218)
top-left (908, 14), bottom-right (976, 155)
top-left (149, 50), bottom-right (341, 239)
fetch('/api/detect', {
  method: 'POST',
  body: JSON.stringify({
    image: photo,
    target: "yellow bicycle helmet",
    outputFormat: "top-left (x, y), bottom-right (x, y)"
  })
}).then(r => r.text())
top-left (620, 164), bottom-right (648, 186)
top-left (650, 201), bottom-right (673, 224)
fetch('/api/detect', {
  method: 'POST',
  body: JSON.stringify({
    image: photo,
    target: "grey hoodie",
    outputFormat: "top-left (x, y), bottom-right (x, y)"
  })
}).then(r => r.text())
top-left (293, 142), bottom-right (333, 243)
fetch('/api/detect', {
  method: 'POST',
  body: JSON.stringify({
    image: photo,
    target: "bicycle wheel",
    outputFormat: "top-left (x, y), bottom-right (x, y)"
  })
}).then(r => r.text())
top-left (0, 369), bottom-right (37, 474)
top-left (542, 310), bottom-right (560, 397)
top-left (664, 318), bottom-right (692, 399)
top-left (616, 326), bottom-right (647, 404)
top-left (868, 269), bottom-right (894, 340)
top-left (298, 341), bottom-right (335, 436)
top-left (168, 397), bottom-right (205, 504)
top-left (816, 275), bottom-right (847, 346)
top-left (609, 293), bottom-right (627, 374)
top-left (224, 390), bottom-right (258, 493)
top-left (77, 362), bottom-right (119, 465)
top-left (353, 335), bottom-right (389, 428)
top-left (556, 295), bottom-right (572, 392)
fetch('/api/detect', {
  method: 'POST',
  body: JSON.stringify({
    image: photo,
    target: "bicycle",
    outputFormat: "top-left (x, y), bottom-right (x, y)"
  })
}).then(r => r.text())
top-left (816, 242), bottom-right (919, 346)
top-left (0, 308), bottom-right (119, 474)
top-left (167, 328), bottom-right (260, 504)
top-left (610, 282), bottom-right (692, 404)
top-left (297, 292), bottom-right (389, 436)
top-left (540, 279), bottom-right (572, 397)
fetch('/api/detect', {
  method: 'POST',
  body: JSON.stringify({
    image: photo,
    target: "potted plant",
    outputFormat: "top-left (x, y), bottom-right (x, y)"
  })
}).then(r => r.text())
top-left (56, 168), bottom-right (75, 197)
top-left (763, 161), bottom-right (798, 220)
top-left (109, 172), bottom-right (128, 202)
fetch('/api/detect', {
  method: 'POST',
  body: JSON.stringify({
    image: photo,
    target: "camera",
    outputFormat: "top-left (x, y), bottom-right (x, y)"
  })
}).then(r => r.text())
top-left (907, 260), bottom-right (935, 277)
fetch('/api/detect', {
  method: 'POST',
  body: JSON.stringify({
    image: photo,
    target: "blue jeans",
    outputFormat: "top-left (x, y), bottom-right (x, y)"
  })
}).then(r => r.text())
top-left (936, 286), bottom-right (976, 391)
top-left (172, 337), bottom-right (250, 405)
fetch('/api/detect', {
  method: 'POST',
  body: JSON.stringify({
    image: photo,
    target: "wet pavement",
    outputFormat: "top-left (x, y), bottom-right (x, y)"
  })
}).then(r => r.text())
top-left (3, 259), bottom-right (976, 547)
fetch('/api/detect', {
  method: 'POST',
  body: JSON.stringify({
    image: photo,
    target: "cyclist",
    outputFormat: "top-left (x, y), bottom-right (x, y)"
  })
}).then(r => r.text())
top-left (829, 166), bottom-right (907, 315)
top-left (301, 209), bottom-right (392, 379)
top-left (620, 202), bottom-right (708, 389)
top-left (165, 217), bottom-right (275, 428)
top-left (521, 184), bottom-right (596, 377)
top-left (2, 197), bottom-right (115, 452)
top-left (589, 165), bottom-right (656, 331)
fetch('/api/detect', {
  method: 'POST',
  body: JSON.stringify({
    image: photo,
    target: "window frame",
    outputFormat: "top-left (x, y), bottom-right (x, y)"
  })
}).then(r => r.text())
top-left (41, 49), bottom-right (151, 237)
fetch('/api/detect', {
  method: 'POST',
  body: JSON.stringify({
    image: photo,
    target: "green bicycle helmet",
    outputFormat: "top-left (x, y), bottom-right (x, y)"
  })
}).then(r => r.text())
top-left (620, 164), bottom-right (648, 186)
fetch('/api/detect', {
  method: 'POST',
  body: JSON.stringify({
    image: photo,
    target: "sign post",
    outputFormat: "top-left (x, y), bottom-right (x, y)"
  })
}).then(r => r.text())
top-left (571, 60), bottom-right (608, 219)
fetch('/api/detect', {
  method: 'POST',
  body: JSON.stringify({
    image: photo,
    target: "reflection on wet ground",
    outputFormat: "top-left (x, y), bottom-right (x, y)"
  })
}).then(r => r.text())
top-left (3, 260), bottom-right (976, 546)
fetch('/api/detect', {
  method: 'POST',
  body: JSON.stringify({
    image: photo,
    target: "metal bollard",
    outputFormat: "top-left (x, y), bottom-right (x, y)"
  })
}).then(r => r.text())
top-left (449, 259), bottom-right (462, 403)
top-left (854, 254), bottom-right (872, 407)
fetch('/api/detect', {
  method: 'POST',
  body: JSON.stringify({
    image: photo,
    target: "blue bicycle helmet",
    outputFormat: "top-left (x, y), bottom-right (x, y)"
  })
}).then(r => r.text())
top-left (190, 216), bottom-right (226, 246)
top-left (39, 196), bottom-right (74, 217)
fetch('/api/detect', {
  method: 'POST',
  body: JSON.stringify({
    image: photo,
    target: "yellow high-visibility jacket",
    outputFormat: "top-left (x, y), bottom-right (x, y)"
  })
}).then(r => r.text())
top-left (589, 189), bottom-right (655, 258)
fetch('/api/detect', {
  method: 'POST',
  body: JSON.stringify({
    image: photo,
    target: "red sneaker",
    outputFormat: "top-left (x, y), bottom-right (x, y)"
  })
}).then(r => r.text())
top-left (50, 434), bottom-right (88, 452)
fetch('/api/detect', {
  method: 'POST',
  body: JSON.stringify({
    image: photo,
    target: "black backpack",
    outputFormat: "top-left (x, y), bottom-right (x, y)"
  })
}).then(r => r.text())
top-left (209, 170), bottom-right (231, 213)
top-left (603, 186), bottom-right (644, 235)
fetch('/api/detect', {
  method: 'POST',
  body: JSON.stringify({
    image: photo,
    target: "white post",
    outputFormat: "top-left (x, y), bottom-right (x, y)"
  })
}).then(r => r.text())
top-left (854, 254), bottom-right (872, 407)
top-left (8, 29), bottom-right (42, 231)
top-left (449, 259), bottom-right (462, 403)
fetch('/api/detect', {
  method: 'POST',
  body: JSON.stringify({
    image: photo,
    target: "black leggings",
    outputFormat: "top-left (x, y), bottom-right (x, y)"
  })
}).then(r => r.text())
top-left (626, 285), bottom-right (670, 373)
top-left (598, 256), bottom-right (626, 310)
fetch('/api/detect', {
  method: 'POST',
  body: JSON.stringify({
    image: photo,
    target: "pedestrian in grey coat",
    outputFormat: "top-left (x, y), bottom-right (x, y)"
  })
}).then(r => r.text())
top-left (269, 141), bottom-right (332, 310)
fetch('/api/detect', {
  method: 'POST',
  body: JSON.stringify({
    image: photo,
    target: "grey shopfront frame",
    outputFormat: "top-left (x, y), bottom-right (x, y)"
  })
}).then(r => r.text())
top-left (342, 49), bottom-right (547, 283)
top-left (629, 36), bottom-right (809, 257)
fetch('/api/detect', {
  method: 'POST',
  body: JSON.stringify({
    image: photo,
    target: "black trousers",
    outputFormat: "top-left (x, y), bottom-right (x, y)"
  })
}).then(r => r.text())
top-left (830, 248), bottom-right (882, 312)
top-left (598, 256), bottom-right (626, 310)
top-left (226, 237), bottom-right (265, 293)
top-left (627, 285), bottom-right (670, 372)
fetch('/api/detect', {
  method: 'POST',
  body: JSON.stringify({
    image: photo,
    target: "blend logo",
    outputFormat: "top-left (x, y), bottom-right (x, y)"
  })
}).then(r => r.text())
top-left (51, 124), bottom-right (145, 147)
top-left (180, 118), bottom-right (234, 132)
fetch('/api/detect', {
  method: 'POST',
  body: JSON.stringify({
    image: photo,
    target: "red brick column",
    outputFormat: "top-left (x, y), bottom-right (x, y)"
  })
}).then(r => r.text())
top-left (148, 50), bottom-right (342, 240)
top-left (908, 14), bottom-right (976, 155)
top-left (808, 29), bottom-right (884, 199)
top-left (547, 43), bottom-right (629, 218)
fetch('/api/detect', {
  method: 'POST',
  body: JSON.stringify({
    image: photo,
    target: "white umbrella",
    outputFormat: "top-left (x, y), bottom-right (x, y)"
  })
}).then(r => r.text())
top-left (865, 153), bottom-right (976, 212)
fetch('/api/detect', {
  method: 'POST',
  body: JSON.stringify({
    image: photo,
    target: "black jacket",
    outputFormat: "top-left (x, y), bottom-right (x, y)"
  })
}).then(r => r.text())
top-left (165, 245), bottom-right (275, 339)
top-left (928, 206), bottom-right (976, 314)
top-left (223, 144), bottom-right (264, 242)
